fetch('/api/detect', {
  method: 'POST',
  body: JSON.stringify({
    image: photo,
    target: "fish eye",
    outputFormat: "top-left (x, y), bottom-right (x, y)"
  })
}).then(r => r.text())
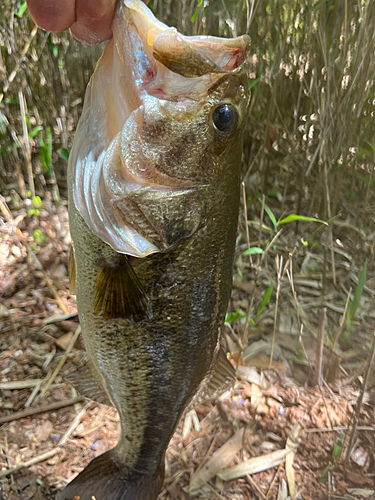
top-left (212, 104), bottom-right (238, 134)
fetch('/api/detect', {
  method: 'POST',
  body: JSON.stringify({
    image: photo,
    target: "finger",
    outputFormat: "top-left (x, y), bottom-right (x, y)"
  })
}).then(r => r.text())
top-left (27, 0), bottom-right (76, 32)
top-left (70, 0), bottom-right (117, 45)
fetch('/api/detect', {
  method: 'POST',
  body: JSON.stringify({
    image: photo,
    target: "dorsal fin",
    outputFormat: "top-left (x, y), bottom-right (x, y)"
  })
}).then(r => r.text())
top-left (94, 255), bottom-right (151, 323)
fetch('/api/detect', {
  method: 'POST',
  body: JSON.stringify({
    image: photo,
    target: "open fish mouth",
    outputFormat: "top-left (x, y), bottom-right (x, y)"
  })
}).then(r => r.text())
top-left (115, 0), bottom-right (249, 100)
top-left (70, 0), bottom-right (250, 258)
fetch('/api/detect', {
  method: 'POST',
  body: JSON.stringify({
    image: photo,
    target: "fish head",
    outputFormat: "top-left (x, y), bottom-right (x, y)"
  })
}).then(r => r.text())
top-left (69, 0), bottom-right (250, 257)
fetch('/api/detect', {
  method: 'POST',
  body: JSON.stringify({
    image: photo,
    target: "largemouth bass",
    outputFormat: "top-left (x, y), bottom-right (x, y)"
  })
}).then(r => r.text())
top-left (59, 0), bottom-right (249, 498)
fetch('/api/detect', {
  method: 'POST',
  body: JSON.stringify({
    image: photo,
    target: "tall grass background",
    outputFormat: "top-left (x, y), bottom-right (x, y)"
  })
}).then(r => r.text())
top-left (0, 0), bottom-right (374, 262)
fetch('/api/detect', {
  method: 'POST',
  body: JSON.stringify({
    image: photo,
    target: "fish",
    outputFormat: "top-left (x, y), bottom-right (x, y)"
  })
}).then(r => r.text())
top-left (58, 0), bottom-right (250, 498)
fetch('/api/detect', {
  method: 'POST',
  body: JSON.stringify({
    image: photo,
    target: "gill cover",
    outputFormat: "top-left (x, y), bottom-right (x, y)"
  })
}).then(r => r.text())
top-left (69, 0), bottom-right (249, 257)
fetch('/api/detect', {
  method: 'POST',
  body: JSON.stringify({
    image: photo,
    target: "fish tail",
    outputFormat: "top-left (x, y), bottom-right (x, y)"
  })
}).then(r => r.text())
top-left (56, 450), bottom-right (165, 500)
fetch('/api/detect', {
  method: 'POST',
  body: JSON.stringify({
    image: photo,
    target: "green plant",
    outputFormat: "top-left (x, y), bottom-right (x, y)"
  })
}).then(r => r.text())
top-left (15, 1), bottom-right (27, 18)
top-left (57, 148), bottom-right (70, 163)
top-left (264, 204), bottom-right (327, 234)
top-left (39, 128), bottom-right (53, 179)
top-left (27, 195), bottom-right (42, 217)
top-left (225, 310), bottom-right (247, 327)
top-left (32, 229), bottom-right (45, 245)
top-left (347, 260), bottom-right (367, 322)
top-left (332, 436), bottom-right (343, 463)
top-left (255, 282), bottom-right (273, 320)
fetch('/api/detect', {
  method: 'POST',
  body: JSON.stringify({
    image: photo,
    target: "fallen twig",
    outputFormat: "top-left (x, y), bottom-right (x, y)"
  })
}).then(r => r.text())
top-left (39, 325), bottom-right (81, 398)
top-left (58, 401), bottom-right (93, 446)
top-left (43, 312), bottom-right (78, 325)
top-left (0, 396), bottom-right (84, 425)
top-left (0, 379), bottom-right (43, 390)
top-left (0, 448), bottom-right (63, 478)
top-left (305, 426), bottom-right (375, 433)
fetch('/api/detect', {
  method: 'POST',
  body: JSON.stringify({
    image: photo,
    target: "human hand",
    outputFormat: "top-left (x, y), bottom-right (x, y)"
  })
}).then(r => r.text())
top-left (27, 0), bottom-right (118, 45)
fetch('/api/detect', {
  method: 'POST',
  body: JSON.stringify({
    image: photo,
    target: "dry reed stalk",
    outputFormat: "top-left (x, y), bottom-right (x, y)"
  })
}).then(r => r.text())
top-left (314, 308), bottom-right (326, 387)
top-left (345, 333), bottom-right (375, 465)
top-left (39, 325), bottom-right (81, 398)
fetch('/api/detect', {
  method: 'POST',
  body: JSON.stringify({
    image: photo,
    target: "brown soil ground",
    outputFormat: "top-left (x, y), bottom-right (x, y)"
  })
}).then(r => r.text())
top-left (1, 202), bottom-right (374, 500)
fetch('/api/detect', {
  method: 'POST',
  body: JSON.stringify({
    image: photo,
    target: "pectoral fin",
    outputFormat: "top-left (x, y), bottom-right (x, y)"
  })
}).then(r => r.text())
top-left (66, 362), bottom-right (113, 406)
top-left (94, 255), bottom-right (151, 322)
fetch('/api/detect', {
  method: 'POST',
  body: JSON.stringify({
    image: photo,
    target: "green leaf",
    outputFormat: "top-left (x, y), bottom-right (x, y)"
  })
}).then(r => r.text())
top-left (319, 467), bottom-right (331, 483)
top-left (16, 1), bottom-right (27, 18)
top-left (249, 77), bottom-right (261, 89)
top-left (47, 127), bottom-right (52, 162)
top-left (294, 343), bottom-right (305, 363)
top-left (264, 204), bottom-right (277, 228)
top-left (341, 329), bottom-right (352, 346)
top-left (29, 125), bottom-right (43, 139)
top-left (243, 247), bottom-right (263, 256)
top-left (31, 196), bottom-right (42, 207)
top-left (347, 260), bottom-right (367, 321)
top-left (327, 330), bottom-right (334, 346)
top-left (267, 188), bottom-right (280, 198)
top-left (39, 128), bottom-right (53, 178)
top-left (225, 310), bottom-right (246, 326)
top-left (301, 237), bottom-right (308, 246)
top-left (332, 437), bottom-right (343, 462)
top-left (357, 147), bottom-right (372, 160)
top-left (278, 214), bottom-right (328, 226)
top-left (28, 208), bottom-right (40, 217)
top-left (190, 0), bottom-right (203, 23)
top-left (5, 98), bottom-right (19, 105)
top-left (364, 140), bottom-right (375, 153)
top-left (57, 147), bottom-right (69, 163)
top-left (255, 282), bottom-right (273, 319)
top-left (33, 229), bottom-right (44, 245)
top-left (47, 35), bottom-right (59, 58)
